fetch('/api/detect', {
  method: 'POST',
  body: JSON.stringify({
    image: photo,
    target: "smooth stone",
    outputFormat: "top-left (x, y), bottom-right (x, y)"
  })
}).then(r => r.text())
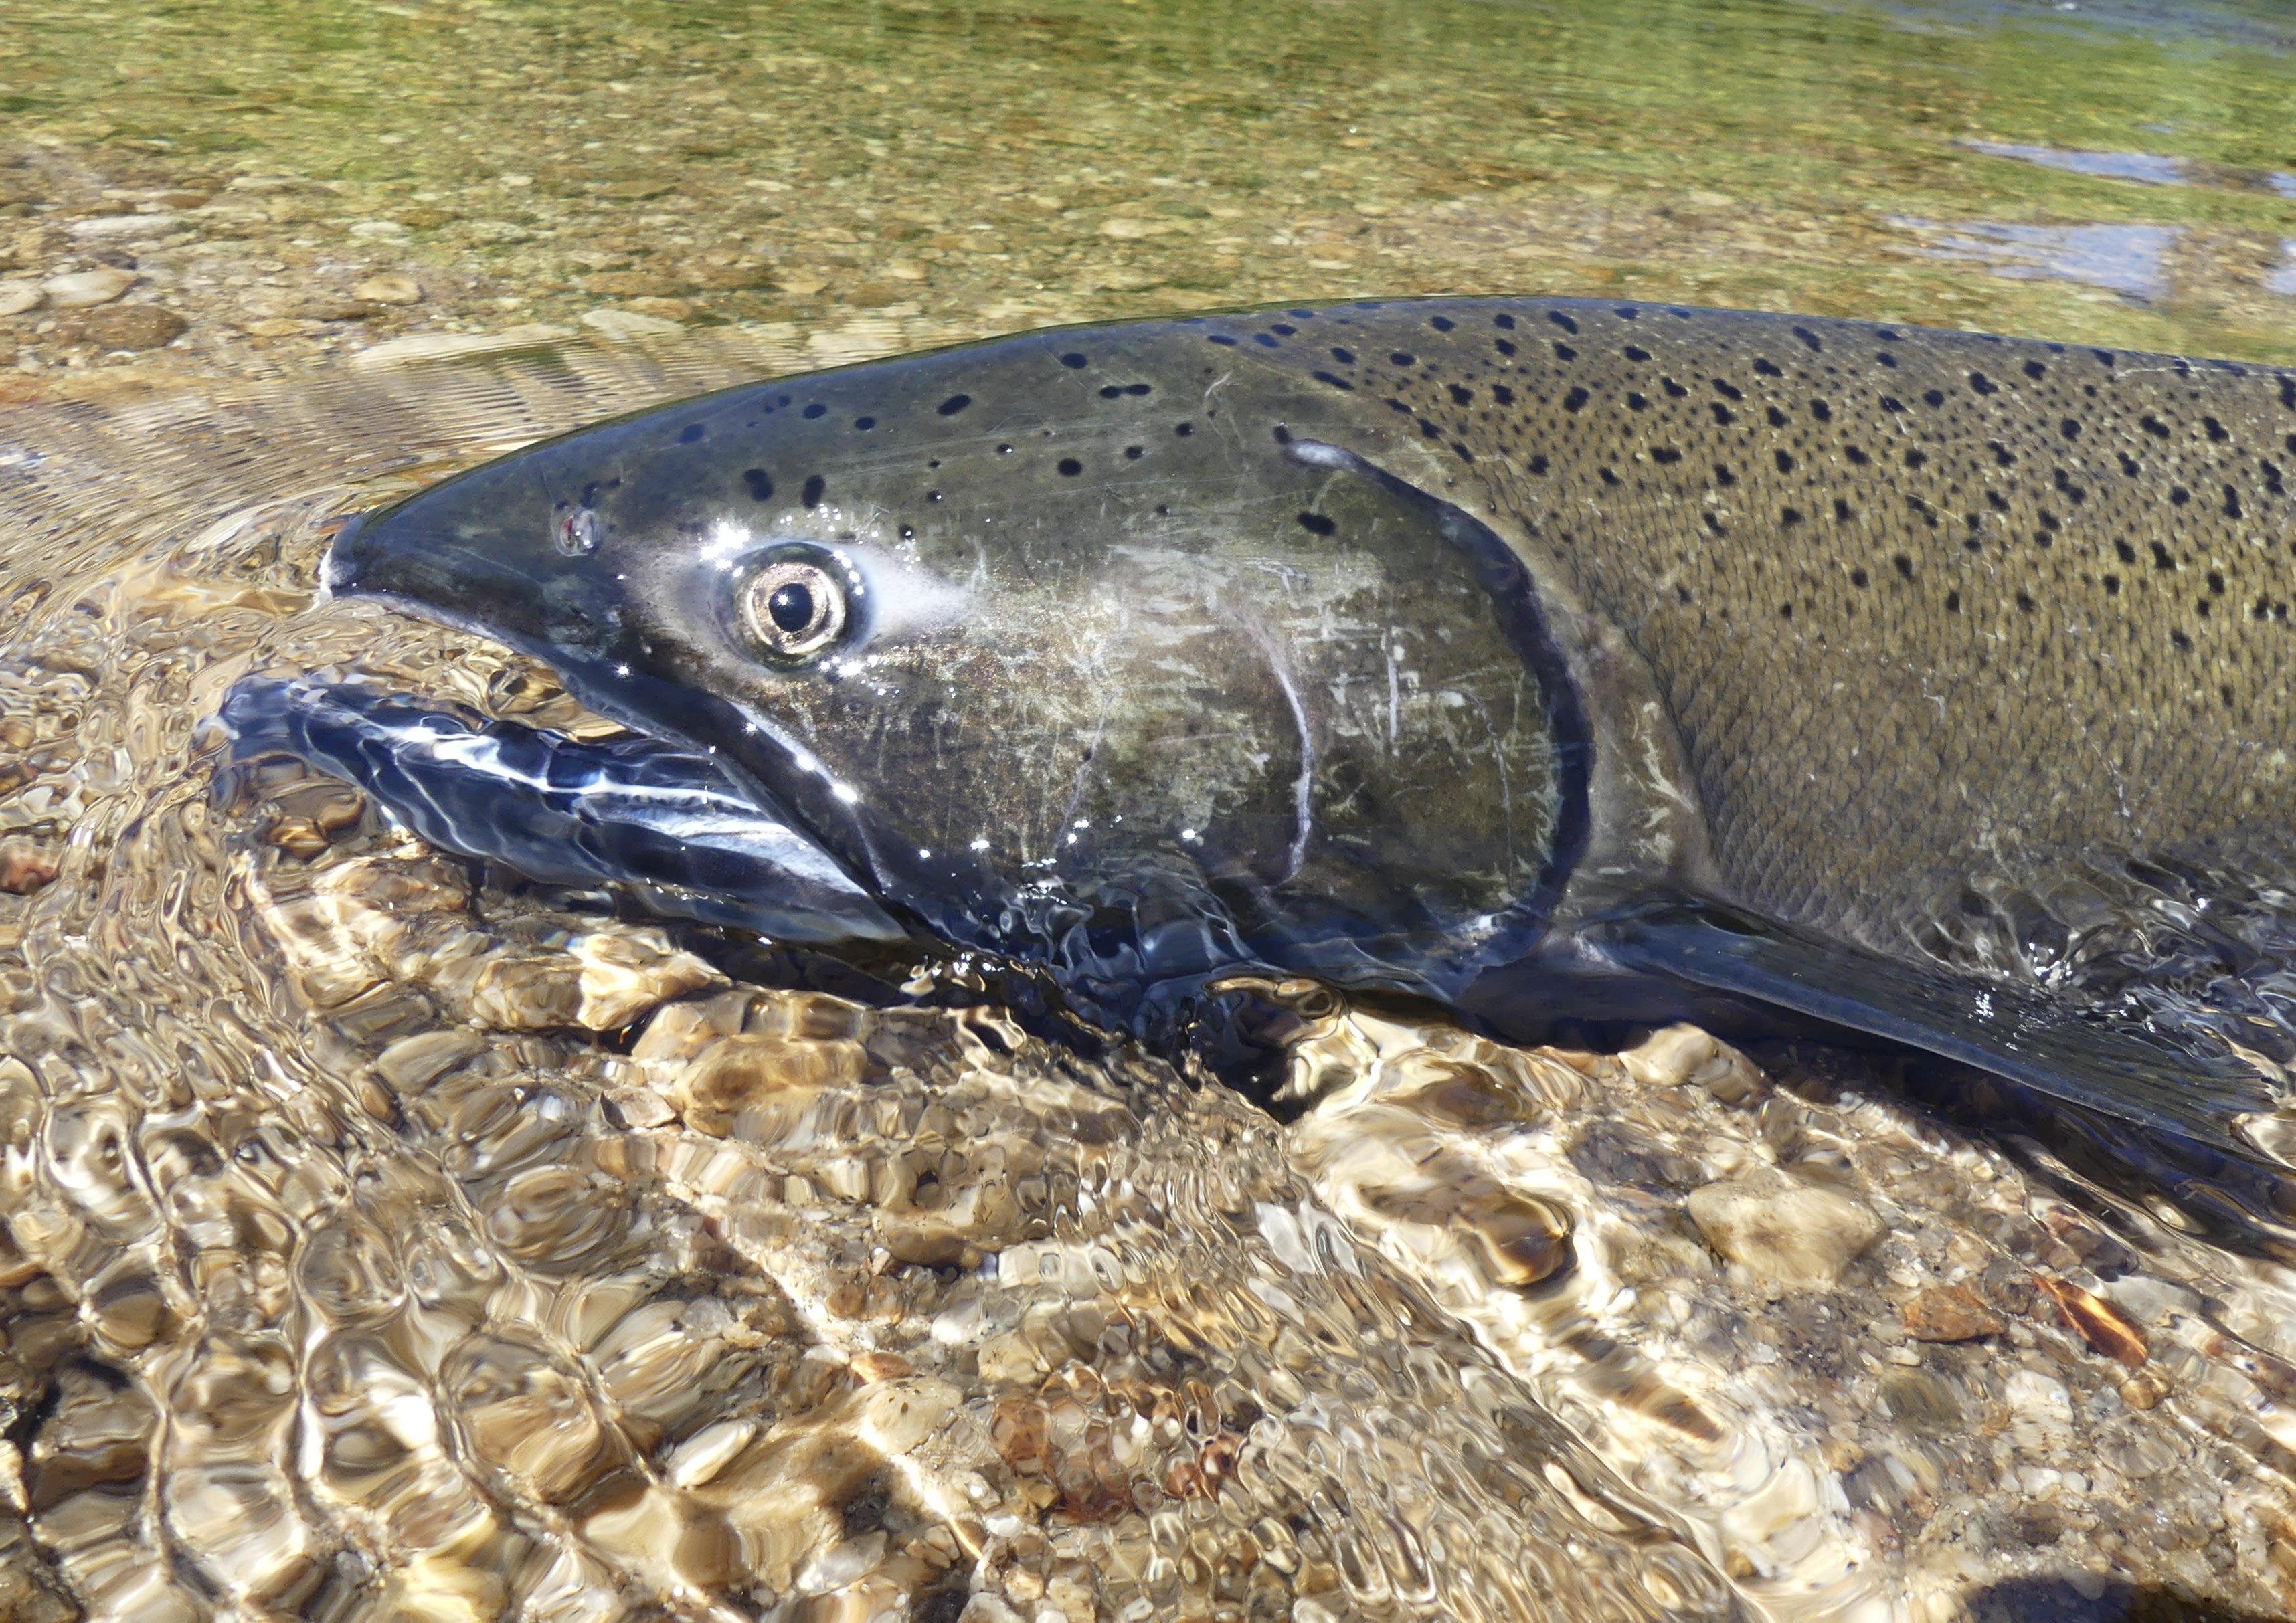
top-left (41, 267), bottom-right (137, 308)
top-left (351, 272), bottom-right (423, 305)
top-left (0, 280), bottom-right (45, 317)
top-left (580, 307), bottom-right (684, 338)
top-left (1686, 1179), bottom-right (1885, 1288)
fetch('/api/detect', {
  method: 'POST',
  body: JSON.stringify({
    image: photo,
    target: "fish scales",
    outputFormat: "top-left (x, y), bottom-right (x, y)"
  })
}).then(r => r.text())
top-left (1234, 300), bottom-right (2296, 952)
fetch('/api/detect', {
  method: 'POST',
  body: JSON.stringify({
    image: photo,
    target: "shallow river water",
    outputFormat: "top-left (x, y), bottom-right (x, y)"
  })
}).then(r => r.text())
top-left (7, 1), bottom-right (2296, 1620)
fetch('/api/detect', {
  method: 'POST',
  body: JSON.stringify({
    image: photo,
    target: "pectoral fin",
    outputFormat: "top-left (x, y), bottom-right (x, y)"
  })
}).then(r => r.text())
top-left (1581, 898), bottom-right (2280, 1161)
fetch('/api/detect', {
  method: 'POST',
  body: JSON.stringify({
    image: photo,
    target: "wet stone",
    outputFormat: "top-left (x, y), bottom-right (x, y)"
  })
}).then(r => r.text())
top-left (1901, 1283), bottom-right (2006, 1342)
top-left (1685, 1179), bottom-right (1886, 1289)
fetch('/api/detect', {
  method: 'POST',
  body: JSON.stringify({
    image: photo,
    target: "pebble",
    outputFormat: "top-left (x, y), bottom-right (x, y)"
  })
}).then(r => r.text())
top-left (351, 272), bottom-right (424, 305)
top-left (0, 840), bottom-right (57, 895)
top-left (63, 304), bottom-right (187, 351)
top-left (1900, 1283), bottom-right (2005, 1343)
top-left (66, 214), bottom-right (179, 240)
top-left (0, 280), bottom-right (41, 318)
top-left (41, 267), bottom-right (136, 308)
top-left (1686, 1179), bottom-right (1885, 1288)
top-left (580, 307), bottom-right (684, 338)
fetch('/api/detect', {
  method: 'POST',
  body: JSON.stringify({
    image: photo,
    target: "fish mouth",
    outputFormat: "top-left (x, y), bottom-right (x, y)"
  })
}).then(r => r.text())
top-left (270, 514), bottom-right (911, 944)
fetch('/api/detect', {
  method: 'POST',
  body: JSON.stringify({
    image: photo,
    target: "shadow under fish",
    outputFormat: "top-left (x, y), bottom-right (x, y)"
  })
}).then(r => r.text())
top-left (228, 295), bottom-right (2296, 1252)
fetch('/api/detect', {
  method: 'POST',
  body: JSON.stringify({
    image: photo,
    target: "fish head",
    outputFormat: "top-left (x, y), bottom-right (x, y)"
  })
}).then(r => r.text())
top-left (328, 316), bottom-right (1588, 1008)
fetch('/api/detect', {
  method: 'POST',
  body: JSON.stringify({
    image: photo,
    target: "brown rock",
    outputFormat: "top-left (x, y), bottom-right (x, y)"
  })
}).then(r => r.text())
top-left (1900, 1284), bottom-right (2005, 1343)
top-left (351, 272), bottom-right (422, 305)
top-left (0, 839), bottom-right (56, 894)
top-left (849, 1353), bottom-right (912, 1384)
top-left (66, 303), bottom-right (186, 351)
top-left (2034, 1274), bottom-right (2148, 1367)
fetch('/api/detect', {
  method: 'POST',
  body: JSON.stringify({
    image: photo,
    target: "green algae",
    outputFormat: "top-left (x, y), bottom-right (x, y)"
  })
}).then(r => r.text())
top-left (4, 0), bottom-right (2296, 365)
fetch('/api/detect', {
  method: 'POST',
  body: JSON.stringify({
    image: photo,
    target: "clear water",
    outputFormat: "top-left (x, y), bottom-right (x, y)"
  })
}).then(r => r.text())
top-left (7, 1), bottom-right (2296, 1619)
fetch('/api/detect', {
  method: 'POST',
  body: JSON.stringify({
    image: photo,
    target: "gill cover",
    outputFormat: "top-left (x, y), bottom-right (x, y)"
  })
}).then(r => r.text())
top-left (327, 321), bottom-right (1589, 1013)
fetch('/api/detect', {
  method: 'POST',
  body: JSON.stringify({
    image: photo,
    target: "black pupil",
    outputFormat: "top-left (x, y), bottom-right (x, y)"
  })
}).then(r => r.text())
top-left (766, 581), bottom-right (816, 634)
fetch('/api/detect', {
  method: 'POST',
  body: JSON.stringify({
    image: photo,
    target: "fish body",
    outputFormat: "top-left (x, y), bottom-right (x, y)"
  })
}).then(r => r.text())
top-left (315, 298), bottom-right (2296, 1177)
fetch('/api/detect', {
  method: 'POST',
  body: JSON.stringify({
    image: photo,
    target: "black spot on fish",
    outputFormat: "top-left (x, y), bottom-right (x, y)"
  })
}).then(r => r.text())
top-left (2282, 377), bottom-right (2296, 410)
top-left (1061, 353), bottom-right (1089, 369)
top-left (1990, 441), bottom-right (2016, 467)
top-left (1055, 458), bottom-right (1083, 477)
top-left (2208, 569), bottom-right (2226, 594)
top-left (2225, 487), bottom-right (2243, 519)
top-left (938, 394), bottom-right (972, 416)
top-left (1492, 385), bottom-right (1515, 405)
top-left (2151, 542), bottom-right (2176, 569)
top-left (1851, 567), bottom-right (1869, 587)
top-left (1714, 464), bottom-right (1737, 487)
top-left (2205, 417), bottom-right (2230, 443)
top-left (997, 444), bottom-right (1014, 454)
top-left (2170, 486), bottom-right (2190, 506)
top-left (1528, 455), bottom-right (1550, 474)
top-left (1254, 333), bottom-right (1279, 348)
top-left (1876, 352), bottom-right (1897, 368)
top-left (1969, 373), bottom-right (1997, 395)
top-left (1601, 468), bottom-right (1622, 486)
top-left (1314, 371), bottom-right (1354, 391)
top-left (1332, 347), bottom-right (1356, 365)
top-left (1811, 398), bottom-right (1832, 421)
top-left (1271, 323), bottom-right (1296, 335)
top-left (1175, 422), bottom-right (1194, 436)
top-left (1767, 406), bottom-right (1788, 427)
top-left (1627, 391), bottom-right (1649, 411)
top-left (1494, 314), bottom-right (1516, 329)
top-left (1496, 338), bottom-right (1517, 357)
top-left (1209, 335), bottom-right (1238, 347)
top-left (2105, 574), bottom-right (2122, 595)
top-left (679, 423), bottom-right (706, 443)
top-left (1617, 306), bottom-right (1640, 319)
top-left (1624, 345), bottom-right (1651, 362)
top-left (2016, 590), bottom-right (2035, 612)
top-left (1548, 310), bottom-right (1579, 334)
top-left (1905, 450), bottom-right (1927, 470)
top-left (1923, 389), bottom-right (1945, 408)
top-left (1780, 505), bottom-right (1803, 526)
top-left (1753, 359), bottom-right (1782, 378)
top-left (1835, 498), bottom-right (1853, 521)
top-left (2141, 415), bottom-right (2171, 440)
top-left (2172, 630), bottom-right (2192, 650)
top-left (854, 417), bottom-right (875, 431)
top-left (1894, 554), bottom-right (1913, 579)
top-left (1662, 377), bottom-right (1688, 399)
top-left (803, 403), bottom-right (827, 420)
top-left (1124, 445), bottom-right (1144, 459)
top-left (1775, 450), bottom-right (1795, 473)
top-left (1703, 512), bottom-right (1725, 535)
top-left (1272, 426), bottom-right (1292, 444)
top-left (1711, 403), bottom-right (1734, 425)
top-left (1880, 397), bottom-right (1905, 413)
top-left (2115, 540), bottom-right (2137, 563)
top-left (1652, 446), bottom-right (1682, 464)
top-left (1946, 590), bottom-right (1962, 612)
top-left (1430, 316), bottom-right (1455, 331)
top-left (1298, 512), bottom-right (1336, 535)
top-left (1780, 602), bottom-right (1794, 619)
top-left (742, 468), bottom-right (774, 501)
top-left (1391, 352), bottom-right (1415, 367)
top-left (1554, 343), bottom-right (1577, 361)
top-left (2025, 361), bottom-right (2046, 381)
top-left (1792, 326), bottom-right (1822, 352)
top-left (1711, 379), bottom-right (1743, 401)
top-left (1449, 384), bottom-right (1474, 405)
top-left (802, 474), bottom-right (825, 507)
top-left (1565, 387), bottom-right (1590, 413)
top-left (1846, 446), bottom-right (1870, 466)
top-left (2060, 418), bottom-right (2081, 440)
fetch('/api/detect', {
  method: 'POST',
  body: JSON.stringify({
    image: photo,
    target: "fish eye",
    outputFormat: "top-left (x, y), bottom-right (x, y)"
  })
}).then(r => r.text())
top-left (738, 552), bottom-right (849, 662)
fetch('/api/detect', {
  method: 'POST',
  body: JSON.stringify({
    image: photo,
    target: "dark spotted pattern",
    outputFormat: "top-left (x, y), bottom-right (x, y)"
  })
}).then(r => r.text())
top-left (1223, 298), bottom-right (2296, 944)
